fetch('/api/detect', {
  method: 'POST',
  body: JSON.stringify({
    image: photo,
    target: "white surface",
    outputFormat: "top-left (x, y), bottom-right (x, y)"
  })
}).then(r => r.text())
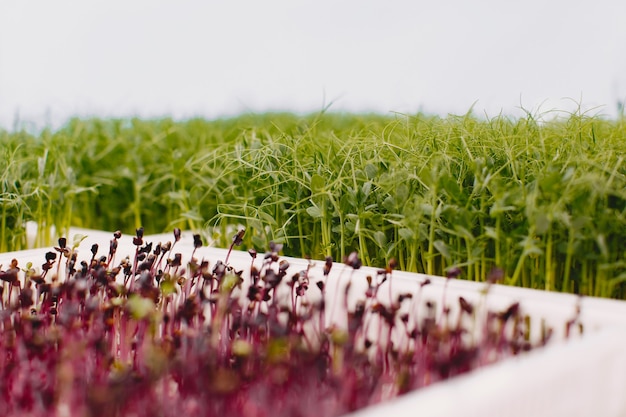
top-left (1, 0), bottom-right (625, 131)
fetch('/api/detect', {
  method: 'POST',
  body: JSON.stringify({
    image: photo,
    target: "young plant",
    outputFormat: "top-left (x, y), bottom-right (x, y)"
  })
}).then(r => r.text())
top-left (0, 228), bottom-right (582, 417)
top-left (2, 111), bottom-right (626, 298)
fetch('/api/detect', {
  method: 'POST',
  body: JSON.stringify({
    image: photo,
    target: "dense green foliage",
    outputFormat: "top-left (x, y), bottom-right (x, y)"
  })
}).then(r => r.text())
top-left (2, 111), bottom-right (626, 298)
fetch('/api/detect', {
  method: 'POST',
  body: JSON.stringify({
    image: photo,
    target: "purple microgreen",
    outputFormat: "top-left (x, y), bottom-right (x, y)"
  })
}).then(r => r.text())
top-left (193, 234), bottom-right (203, 249)
top-left (133, 227), bottom-right (144, 246)
top-left (446, 266), bottom-right (462, 279)
top-left (344, 251), bottom-right (362, 270)
top-left (487, 267), bottom-right (504, 285)
top-left (0, 228), bottom-right (570, 417)
top-left (323, 255), bottom-right (333, 276)
top-left (225, 229), bottom-right (245, 264)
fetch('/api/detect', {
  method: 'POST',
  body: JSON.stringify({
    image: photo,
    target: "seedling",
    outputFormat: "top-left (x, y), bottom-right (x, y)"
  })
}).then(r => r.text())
top-left (0, 229), bottom-right (581, 417)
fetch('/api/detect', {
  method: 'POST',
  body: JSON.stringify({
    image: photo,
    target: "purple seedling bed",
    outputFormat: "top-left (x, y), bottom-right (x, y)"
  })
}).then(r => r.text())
top-left (1, 227), bottom-right (625, 417)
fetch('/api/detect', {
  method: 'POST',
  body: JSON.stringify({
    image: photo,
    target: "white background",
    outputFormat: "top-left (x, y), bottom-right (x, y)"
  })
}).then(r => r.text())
top-left (1, 0), bottom-right (625, 130)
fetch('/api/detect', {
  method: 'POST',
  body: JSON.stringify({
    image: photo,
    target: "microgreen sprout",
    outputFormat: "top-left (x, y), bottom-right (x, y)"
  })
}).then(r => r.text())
top-left (0, 229), bottom-right (581, 417)
top-left (3, 111), bottom-right (626, 299)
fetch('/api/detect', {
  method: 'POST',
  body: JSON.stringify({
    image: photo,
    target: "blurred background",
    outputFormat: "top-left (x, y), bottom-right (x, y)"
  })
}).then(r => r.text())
top-left (1, 0), bottom-right (625, 131)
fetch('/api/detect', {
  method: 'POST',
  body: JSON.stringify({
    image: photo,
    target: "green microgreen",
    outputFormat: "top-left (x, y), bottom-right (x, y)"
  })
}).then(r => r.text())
top-left (1, 110), bottom-right (626, 298)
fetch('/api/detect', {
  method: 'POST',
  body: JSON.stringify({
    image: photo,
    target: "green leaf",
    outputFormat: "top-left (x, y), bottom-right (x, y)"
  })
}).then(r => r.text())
top-left (306, 205), bottom-right (322, 218)
top-left (160, 278), bottom-right (178, 296)
top-left (562, 166), bottom-right (576, 182)
top-left (398, 228), bottom-right (414, 240)
top-left (383, 196), bottom-right (396, 212)
top-left (72, 234), bottom-right (88, 249)
top-left (221, 273), bottom-right (243, 293)
top-left (340, 191), bottom-right (357, 210)
top-left (484, 226), bottom-right (498, 240)
top-left (310, 174), bottom-right (325, 193)
top-left (258, 211), bottom-right (277, 226)
top-left (361, 181), bottom-right (372, 199)
top-left (439, 174), bottom-right (461, 201)
top-left (453, 225), bottom-right (474, 241)
top-left (364, 163), bottom-right (378, 180)
top-left (433, 239), bottom-right (451, 260)
top-left (539, 170), bottom-right (562, 193)
top-left (66, 185), bottom-right (98, 196)
top-left (489, 201), bottom-right (517, 216)
top-left (519, 236), bottom-right (543, 257)
top-left (395, 184), bottom-right (409, 204)
top-left (127, 295), bottom-right (155, 320)
top-left (596, 234), bottom-right (608, 259)
top-left (374, 230), bottom-right (387, 248)
top-left (533, 212), bottom-right (551, 235)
